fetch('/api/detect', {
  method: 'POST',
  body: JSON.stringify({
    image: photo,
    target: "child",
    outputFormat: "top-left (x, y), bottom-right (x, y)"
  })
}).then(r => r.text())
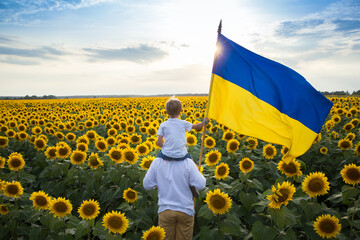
top-left (156, 96), bottom-right (209, 160)
top-left (143, 96), bottom-right (208, 240)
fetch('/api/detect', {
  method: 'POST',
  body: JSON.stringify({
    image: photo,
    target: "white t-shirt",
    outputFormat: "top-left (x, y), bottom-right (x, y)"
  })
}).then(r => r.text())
top-left (157, 118), bottom-right (193, 158)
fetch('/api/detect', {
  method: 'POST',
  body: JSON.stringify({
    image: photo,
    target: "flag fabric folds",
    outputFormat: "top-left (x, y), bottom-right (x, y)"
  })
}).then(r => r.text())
top-left (207, 33), bottom-right (333, 162)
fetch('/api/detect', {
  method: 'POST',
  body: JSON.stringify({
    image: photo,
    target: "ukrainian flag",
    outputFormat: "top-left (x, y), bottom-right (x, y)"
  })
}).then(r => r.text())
top-left (207, 34), bottom-right (333, 162)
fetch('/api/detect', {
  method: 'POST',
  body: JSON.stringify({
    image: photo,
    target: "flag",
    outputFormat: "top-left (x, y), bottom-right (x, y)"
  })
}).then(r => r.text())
top-left (207, 33), bottom-right (333, 162)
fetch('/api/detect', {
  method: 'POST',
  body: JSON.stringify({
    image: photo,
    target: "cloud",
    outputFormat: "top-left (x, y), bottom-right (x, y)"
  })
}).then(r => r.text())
top-left (0, 46), bottom-right (67, 59)
top-left (0, 0), bottom-right (112, 24)
top-left (83, 44), bottom-right (168, 63)
top-left (276, 19), bottom-right (325, 37)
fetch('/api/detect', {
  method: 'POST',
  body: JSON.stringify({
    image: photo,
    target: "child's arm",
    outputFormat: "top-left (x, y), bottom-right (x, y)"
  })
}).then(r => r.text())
top-left (156, 135), bottom-right (164, 148)
top-left (191, 117), bottom-right (209, 130)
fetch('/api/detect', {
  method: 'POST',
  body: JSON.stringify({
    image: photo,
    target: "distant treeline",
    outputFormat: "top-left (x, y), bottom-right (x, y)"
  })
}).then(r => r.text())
top-left (321, 90), bottom-right (360, 96)
top-left (0, 95), bottom-right (57, 100)
top-left (0, 91), bottom-right (359, 100)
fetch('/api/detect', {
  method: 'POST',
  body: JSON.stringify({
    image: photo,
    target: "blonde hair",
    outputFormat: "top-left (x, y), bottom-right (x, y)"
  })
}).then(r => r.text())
top-left (165, 96), bottom-right (182, 117)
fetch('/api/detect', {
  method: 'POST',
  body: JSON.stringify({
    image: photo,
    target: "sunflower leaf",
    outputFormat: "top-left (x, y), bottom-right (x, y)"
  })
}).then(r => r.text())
top-left (251, 221), bottom-right (277, 240)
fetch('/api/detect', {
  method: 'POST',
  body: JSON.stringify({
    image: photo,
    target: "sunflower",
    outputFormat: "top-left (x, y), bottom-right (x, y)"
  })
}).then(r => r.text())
top-left (123, 148), bottom-right (138, 165)
top-left (29, 191), bottom-right (51, 210)
top-left (226, 139), bottom-right (240, 153)
top-left (136, 143), bottom-right (150, 156)
top-left (222, 131), bottom-right (235, 142)
top-left (32, 126), bottom-right (42, 135)
top-left (34, 137), bottom-right (47, 151)
top-left (0, 204), bottom-right (9, 215)
top-left (43, 146), bottom-right (56, 160)
top-left (123, 188), bottom-right (138, 203)
top-left (77, 135), bottom-right (90, 145)
top-left (313, 214), bottom-right (341, 239)
top-left (0, 156), bottom-right (5, 168)
top-left (144, 141), bottom-right (154, 152)
top-left (17, 124), bottom-right (27, 132)
top-left (266, 181), bottom-right (296, 209)
top-left (130, 134), bottom-right (142, 144)
top-left (313, 133), bottom-right (322, 144)
top-left (340, 163), bottom-right (360, 186)
top-left (0, 136), bottom-right (9, 148)
top-left (78, 199), bottom-right (100, 220)
top-left (263, 144), bottom-right (277, 159)
top-left (108, 147), bottom-right (124, 163)
top-left (95, 139), bottom-right (108, 152)
top-left (239, 158), bottom-right (254, 173)
top-left (55, 132), bottom-right (65, 141)
top-left (139, 126), bottom-right (148, 134)
top-left (142, 226), bottom-right (166, 240)
top-left (345, 132), bottom-right (356, 141)
top-left (7, 152), bottom-right (25, 171)
top-left (126, 125), bottom-right (136, 134)
top-left (204, 136), bottom-right (216, 149)
top-left (3, 181), bottom-right (24, 198)
top-left (65, 133), bottom-right (76, 141)
top-left (354, 142), bottom-right (360, 156)
top-left (215, 163), bottom-right (230, 180)
top-left (106, 136), bottom-right (117, 146)
top-left (246, 137), bottom-right (258, 150)
top-left (70, 150), bottom-right (87, 165)
top-left (118, 137), bottom-right (130, 145)
top-left (281, 146), bottom-right (289, 156)
top-left (204, 188), bottom-right (232, 215)
top-left (277, 159), bottom-right (302, 178)
top-left (18, 131), bottom-right (28, 141)
top-left (350, 118), bottom-right (359, 126)
top-left (320, 147), bottom-right (328, 154)
top-left (140, 156), bottom-right (155, 170)
top-left (56, 142), bottom-right (72, 159)
top-left (0, 179), bottom-right (6, 191)
top-left (331, 131), bottom-right (339, 139)
top-left (102, 211), bottom-right (129, 234)
top-left (343, 123), bottom-right (355, 132)
top-left (205, 149), bottom-right (221, 166)
top-left (77, 142), bottom-right (89, 152)
top-left (302, 172), bottom-right (330, 198)
top-left (86, 130), bottom-right (97, 140)
top-left (107, 128), bottom-right (117, 137)
top-left (49, 197), bottom-right (73, 218)
top-left (88, 153), bottom-right (103, 169)
top-left (186, 133), bottom-right (197, 146)
top-left (338, 138), bottom-right (353, 150)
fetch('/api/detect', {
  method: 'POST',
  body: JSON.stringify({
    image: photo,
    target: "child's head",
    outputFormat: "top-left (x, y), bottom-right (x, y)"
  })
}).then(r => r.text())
top-left (165, 96), bottom-right (182, 117)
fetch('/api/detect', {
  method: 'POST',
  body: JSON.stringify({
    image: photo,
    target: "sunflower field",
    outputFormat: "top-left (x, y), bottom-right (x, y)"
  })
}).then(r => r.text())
top-left (0, 96), bottom-right (359, 240)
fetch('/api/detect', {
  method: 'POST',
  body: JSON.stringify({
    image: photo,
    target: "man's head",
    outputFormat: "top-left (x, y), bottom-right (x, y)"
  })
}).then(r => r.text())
top-left (165, 96), bottom-right (182, 117)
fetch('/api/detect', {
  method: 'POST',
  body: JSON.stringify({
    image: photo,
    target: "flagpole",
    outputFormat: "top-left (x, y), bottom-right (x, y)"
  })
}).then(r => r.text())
top-left (197, 20), bottom-right (222, 170)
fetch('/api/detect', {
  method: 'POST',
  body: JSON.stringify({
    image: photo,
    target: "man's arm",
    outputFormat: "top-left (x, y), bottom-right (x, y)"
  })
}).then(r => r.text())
top-left (189, 161), bottom-right (206, 190)
top-left (143, 159), bottom-right (158, 190)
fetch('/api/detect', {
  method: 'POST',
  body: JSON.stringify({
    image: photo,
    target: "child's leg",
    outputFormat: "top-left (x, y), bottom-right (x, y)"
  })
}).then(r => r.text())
top-left (158, 210), bottom-right (176, 240)
top-left (175, 211), bottom-right (194, 240)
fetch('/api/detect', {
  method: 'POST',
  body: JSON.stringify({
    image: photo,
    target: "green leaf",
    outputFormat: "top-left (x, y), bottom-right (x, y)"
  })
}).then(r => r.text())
top-left (219, 213), bottom-right (246, 236)
top-left (75, 220), bottom-right (90, 240)
top-left (251, 221), bottom-right (277, 240)
top-left (267, 207), bottom-right (297, 229)
top-left (197, 204), bottom-right (214, 220)
top-left (29, 228), bottom-right (47, 240)
top-left (247, 179), bottom-right (263, 191)
top-left (342, 185), bottom-right (360, 205)
top-left (238, 192), bottom-right (258, 211)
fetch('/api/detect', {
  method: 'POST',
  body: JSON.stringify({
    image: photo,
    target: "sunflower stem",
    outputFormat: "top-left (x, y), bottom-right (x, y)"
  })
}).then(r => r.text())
top-left (350, 198), bottom-right (358, 239)
top-left (217, 214), bottom-right (221, 232)
top-left (63, 217), bottom-right (66, 236)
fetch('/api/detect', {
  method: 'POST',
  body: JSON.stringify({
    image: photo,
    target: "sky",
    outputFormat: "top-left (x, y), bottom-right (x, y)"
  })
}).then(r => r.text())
top-left (0, 0), bottom-right (359, 97)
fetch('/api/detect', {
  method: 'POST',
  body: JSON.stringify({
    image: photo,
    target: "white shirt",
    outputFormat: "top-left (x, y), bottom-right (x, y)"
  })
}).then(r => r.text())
top-left (143, 157), bottom-right (206, 216)
top-left (157, 118), bottom-right (193, 158)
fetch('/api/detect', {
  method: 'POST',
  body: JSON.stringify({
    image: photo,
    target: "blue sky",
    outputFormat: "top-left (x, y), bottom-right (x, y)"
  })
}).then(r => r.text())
top-left (0, 0), bottom-right (359, 96)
